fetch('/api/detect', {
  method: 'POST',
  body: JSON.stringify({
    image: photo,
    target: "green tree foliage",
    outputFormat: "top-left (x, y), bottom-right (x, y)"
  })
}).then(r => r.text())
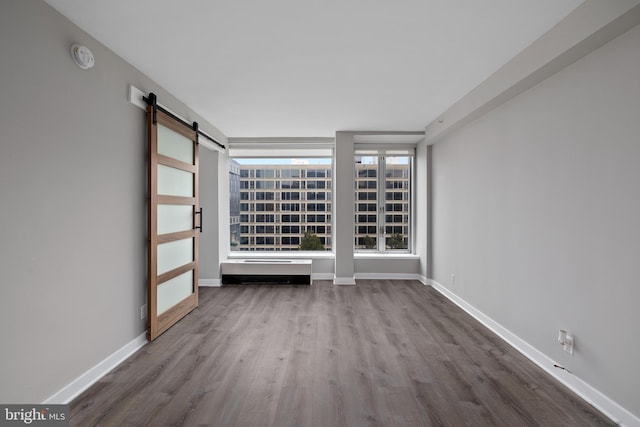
top-left (300, 231), bottom-right (324, 250)
top-left (386, 234), bottom-right (406, 249)
top-left (362, 235), bottom-right (376, 249)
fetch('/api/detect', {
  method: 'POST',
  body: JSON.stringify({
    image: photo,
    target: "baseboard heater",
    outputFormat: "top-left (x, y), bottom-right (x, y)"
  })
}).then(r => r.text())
top-left (221, 259), bottom-right (312, 285)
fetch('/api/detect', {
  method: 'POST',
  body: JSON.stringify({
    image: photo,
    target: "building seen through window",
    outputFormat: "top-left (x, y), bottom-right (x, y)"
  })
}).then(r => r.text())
top-left (229, 155), bottom-right (412, 253)
top-left (354, 156), bottom-right (411, 251)
top-left (229, 159), bottom-right (332, 251)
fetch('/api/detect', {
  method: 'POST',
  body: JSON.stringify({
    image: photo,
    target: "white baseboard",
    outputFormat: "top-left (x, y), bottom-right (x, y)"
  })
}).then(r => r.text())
top-left (333, 276), bottom-right (356, 285)
top-left (354, 273), bottom-right (422, 281)
top-left (43, 332), bottom-right (147, 404)
top-left (311, 273), bottom-right (334, 281)
top-left (333, 274), bottom-right (425, 285)
top-left (199, 278), bottom-right (221, 287)
top-left (418, 275), bottom-right (429, 285)
top-left (429, 279), bottom-right (640, 427)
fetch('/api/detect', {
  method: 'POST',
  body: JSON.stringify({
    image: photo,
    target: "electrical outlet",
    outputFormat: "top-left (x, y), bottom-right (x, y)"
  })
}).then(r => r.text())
top-left (562, 335), bottom-right (574, 355)
top-left (140, 304), bottom-right (147, 320)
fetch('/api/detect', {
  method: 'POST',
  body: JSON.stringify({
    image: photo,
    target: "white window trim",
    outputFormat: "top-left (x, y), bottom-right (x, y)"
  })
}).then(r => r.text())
top-left (229, 142), bottom-right (335, 253)
top-left (354, 149), bottom-right (415, 255)
top-left (228, 251), bottom-right (335, 260)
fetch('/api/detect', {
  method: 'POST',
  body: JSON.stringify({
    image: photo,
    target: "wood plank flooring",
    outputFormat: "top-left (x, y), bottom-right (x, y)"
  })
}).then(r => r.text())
top-left (71, 280), bottom-right (614, 426)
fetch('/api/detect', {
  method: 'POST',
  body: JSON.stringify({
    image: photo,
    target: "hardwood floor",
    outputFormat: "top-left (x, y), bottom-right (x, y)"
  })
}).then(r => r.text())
top-left (71, 280), bottom-right (614, 426)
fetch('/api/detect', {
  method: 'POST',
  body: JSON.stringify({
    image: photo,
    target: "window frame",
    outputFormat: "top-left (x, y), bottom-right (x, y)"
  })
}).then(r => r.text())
top-left (228, 144), bottom-right (334, 252)
top-left (354, 153), bottom-right (413, 254)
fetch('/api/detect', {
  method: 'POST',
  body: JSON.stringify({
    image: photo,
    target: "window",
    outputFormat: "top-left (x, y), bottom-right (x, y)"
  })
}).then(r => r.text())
top-left (354, 155), bottom-right (412, 252)
top-left (307, 192), bottom-right (326, 200)
top-left (255, 236), bottom-right (275, 245)
top-left (307, 225), bottom-right (326, 234)
top-left (255, 180), bottom-right (274, 189)
top-left (358, 180), bottom-right (376, 189)
top-left (282, 225), bottom-right (300, 234)
top-left (281, 169), bottom-right (301, 178)
top-left (306, 215), bottom-right (326, 223)
top-left (255, 214), bottom-right (275, 223)
top-left (255, 169), bottom-right (275, 178)
top-left (255, 192), bottom-right (275, 200)
top-left (281, 180), bottom-right (300, 189)
top-left (358, 192), bottom-right (376, 201)
top-left (254, 203), bottom-right (275, 212)
top-left (307, 169), bottom-right (327, 178)
top-left (281, 236), bottom-right (300, 245)
top-left (229, 155), bottom-right (332, 251)
top-left (307, 203), bottom-right (325, 212)
top-left (281, 214), bottom-right (300, 223)
top-left (307, 180), bottom-right (326, 189)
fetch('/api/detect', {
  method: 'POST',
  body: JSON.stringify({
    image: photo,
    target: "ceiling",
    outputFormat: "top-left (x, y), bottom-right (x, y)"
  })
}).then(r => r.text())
top-left (44, 0), bottom-right (583, 138)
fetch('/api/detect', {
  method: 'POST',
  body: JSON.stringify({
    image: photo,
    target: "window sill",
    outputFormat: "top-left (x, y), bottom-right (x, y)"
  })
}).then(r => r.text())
top-left (354, 253), bottom-right (419, 260)
top-left (227, 251), bottom-right (335, 260)
top-left (226, 252), bottom-right (419, 261)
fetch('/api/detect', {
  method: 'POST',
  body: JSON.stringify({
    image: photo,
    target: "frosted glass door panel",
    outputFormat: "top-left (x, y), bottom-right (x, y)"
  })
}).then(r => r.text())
top-left (158, 204), bottom-right (192, 235)
top-left (157, 270), bottom-right (193, 316)
top-left (158, 165), bottom-right (193, 197)
top-left (157, 238), bottom-right (194, 275)
top-left (158, 124), bottom-right (193, 164)
top-left (148, 108), bottom-right (199, 341)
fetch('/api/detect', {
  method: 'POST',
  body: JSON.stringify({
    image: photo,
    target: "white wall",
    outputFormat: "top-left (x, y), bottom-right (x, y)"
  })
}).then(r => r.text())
top-left (217, 150), bottom-right (231, 271)
top-left (334, 132), bottom-right (356, 283)
top-left (431, 23), bottom-right (640, 419)
top-left (198, 148), bottom-right (221, 282)
top-left (0, 0), bottom-right (226, 403)
top-left (354, 258), bottom-right (419, 278)
top-left (333, 131), bottom-right (424, 282)
top-left (415, 138), bottom-right (430, 279)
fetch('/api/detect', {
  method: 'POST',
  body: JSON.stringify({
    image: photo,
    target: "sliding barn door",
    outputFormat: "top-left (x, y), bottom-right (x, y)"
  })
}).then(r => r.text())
top-left (147, 107), bottom-right (199, 341)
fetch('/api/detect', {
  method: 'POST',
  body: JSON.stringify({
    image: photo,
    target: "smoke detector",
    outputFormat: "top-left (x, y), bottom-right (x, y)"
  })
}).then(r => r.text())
top-left (70, 44), bottom-right (95, 70)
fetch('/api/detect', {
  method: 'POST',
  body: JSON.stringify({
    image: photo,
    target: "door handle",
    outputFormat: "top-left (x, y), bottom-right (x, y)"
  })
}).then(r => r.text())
top-left (195, 208), bottom-right (203, 233)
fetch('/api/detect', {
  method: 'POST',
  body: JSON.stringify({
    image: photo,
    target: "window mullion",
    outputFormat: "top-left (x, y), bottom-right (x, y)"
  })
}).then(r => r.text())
top-left (378, 156), bottom-right (385, 252)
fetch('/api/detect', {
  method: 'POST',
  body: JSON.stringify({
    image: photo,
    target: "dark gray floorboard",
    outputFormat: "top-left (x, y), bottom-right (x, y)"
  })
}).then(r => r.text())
top-left (70, 280), bottom-right (614, 427)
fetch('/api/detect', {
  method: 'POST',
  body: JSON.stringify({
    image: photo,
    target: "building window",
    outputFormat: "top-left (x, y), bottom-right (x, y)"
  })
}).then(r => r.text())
top-left (281, 191), bottom-right (300, 200)
top-left (354, 155), bottom-right (412, 252)
top-left (307, 192), bottom-right (326, 200)
top-left (255, 214), bottom-right (275, 223)
top-left (229, 158), bottom-right (332, 251)
top-left (255, 180), bottom-right (275, 189)
top-left (281, 203), bottom-right (300, 212)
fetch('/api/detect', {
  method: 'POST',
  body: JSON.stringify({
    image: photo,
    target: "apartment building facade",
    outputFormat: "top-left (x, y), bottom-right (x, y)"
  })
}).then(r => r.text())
top-left (231, 158), bottom-right (411, 252)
